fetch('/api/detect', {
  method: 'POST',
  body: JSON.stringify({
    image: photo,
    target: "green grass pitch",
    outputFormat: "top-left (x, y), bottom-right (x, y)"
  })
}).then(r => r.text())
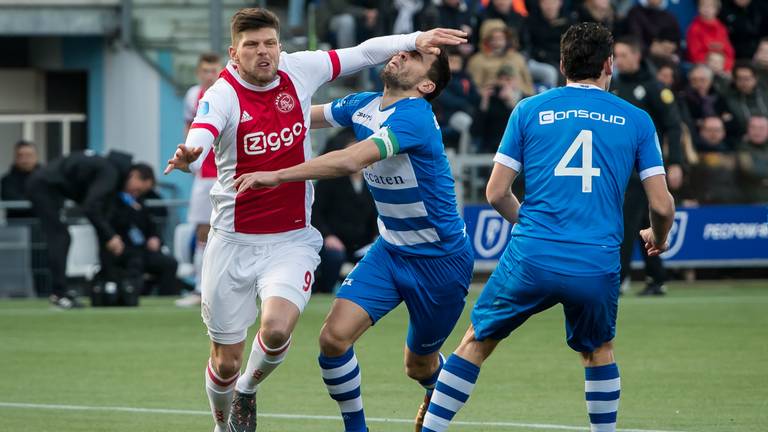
top-left (1, 281), bottom-right (766, 431)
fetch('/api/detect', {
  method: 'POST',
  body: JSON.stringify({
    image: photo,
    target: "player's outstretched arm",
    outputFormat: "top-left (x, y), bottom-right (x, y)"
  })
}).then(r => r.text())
top-left (163, 144), bottom-right (204, 175)
top-left (310, 105), bottom-right (333, 129)
top-left (334, 28), bottom-right (466, 77)
top-left (234, 139), bottom-right (382, 193)
top-left (639, 175), bottom-right (675, 256)
top-left (486, 163), bottom-right (521, 224)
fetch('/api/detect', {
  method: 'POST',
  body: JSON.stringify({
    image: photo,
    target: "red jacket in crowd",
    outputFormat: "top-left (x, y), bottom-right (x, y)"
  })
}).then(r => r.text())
top-left (686, 15), bottom-right (735, 71)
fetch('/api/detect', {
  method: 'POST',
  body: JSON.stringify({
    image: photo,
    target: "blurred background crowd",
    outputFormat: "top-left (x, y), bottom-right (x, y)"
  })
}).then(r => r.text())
top-left (313, 0), bottom-right (768, 205)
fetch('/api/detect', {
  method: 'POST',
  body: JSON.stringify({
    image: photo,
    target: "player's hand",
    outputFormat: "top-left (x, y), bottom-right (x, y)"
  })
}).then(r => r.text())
top-left (416, 28), bottom-right (468, 55)
top-left (639, 228), bottom-right (668, 257)
top-left (234, 171), bottom-right (281, 194)
top-left (324, 235), bottom-right (346, 252)
top-left (163, 144), bottom-right (203, 174)
top-left (106, 235), bottom-right (125, 256)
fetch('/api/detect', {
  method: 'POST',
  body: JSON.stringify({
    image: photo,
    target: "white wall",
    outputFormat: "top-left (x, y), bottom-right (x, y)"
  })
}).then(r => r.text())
top-left (103, 46), bottom-right (160, 168)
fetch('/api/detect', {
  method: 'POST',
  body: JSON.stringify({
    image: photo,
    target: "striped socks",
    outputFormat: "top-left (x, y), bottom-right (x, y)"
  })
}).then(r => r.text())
top-left (204, 359), bottom-right (239, 432)
top-left (319, 347), bottom-right (366, 432)
top-left (422, 354), bottom-right (480, 432)
top-left (419, 352), bottom-right (446, 396)
top-left (585, 363), bottom-right (621, 432)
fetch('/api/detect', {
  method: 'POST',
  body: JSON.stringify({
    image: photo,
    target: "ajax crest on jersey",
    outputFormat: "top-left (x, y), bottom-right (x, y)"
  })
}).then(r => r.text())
top-left (275, 92), bottom-right (296, 113)
top-left (473, 209), bottom-right (511, 259)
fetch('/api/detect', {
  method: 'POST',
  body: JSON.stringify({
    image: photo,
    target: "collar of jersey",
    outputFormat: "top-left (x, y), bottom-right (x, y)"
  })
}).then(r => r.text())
top-left (226, 62), bottom-right (281, 92)
top-left (377, 96), bottom-right (417, 112)
top-left (566, 83), bottom-right (604, 91)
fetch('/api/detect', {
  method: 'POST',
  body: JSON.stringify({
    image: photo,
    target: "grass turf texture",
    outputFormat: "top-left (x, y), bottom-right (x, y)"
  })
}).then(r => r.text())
top-left (1, 281), bottom-right (766, 432)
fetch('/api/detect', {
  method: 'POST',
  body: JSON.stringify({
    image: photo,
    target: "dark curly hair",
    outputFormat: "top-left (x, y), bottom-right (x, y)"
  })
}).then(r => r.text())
top-left (560, 23), bottom-right (614, 81)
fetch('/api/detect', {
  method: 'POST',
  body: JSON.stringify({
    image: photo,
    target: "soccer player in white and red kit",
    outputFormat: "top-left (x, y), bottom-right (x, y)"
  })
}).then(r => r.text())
top-left (163, 8), bottom-right (467, 432)
top-left (176, 52), bottom-right (222, 308)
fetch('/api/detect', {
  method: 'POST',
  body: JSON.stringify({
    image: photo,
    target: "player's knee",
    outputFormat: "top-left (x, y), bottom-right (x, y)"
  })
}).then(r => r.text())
top-left (318, 325), bottom-right (352, 356)
top-left (210, 353), bottom-right (241, 379)
top-left (404, 357), bottom-right (434, 381)
top-left (580, 341), bottom-right (614, 365)
top-left (259, 326), bottom-right (291, 349)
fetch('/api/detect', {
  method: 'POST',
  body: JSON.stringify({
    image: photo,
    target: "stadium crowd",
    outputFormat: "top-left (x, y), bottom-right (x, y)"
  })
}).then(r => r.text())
top-left (316, 0), bottom-right (768, 204)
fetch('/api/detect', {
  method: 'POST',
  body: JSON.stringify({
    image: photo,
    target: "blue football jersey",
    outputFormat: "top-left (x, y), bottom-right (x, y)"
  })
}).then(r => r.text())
top-left (323, 92), bottom-right (467, 257)
top-left (496, 83), bottom-right (665, 274)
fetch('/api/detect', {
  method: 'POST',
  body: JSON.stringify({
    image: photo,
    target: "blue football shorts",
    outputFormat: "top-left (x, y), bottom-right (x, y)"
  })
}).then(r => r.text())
top-left (337, 238), bottom-right (474, 355)
top-left (471, 240), bottom-right (620, 353)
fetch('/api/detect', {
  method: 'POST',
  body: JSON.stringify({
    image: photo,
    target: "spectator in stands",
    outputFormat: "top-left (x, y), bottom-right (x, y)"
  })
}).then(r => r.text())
top-left (467, 19), bottom-right (533, 94)
top-left (719, 0), bottom-right (768, 60)
top-left (475, 0), bottom-right (525, 39)
top-left (738, 115), bottom-right (768, 202)
top-left (471, 64), bottom-right (530, 153)
top-left (681, 64), bottom-right (735, 146)
top-left (317, 1), bottom-right (383, 48)
top-left (1, 140), bottom-right (40, 219)
top-left (725, 61), bottom-right (768, 136)
top-left (434, 47), bottom-right (480, 151)
top-left (752, 37), bottom-right (768, 86)
top-left (686, 0), bottom-right (734, 72)
top-left (311, 131), bottom-right (378, 293)
top-left (417, 0), bottom-right (474, 40)
top-left (25, 151), bottom-right (137, 309)
top-left (653, 57), bottom-right (680, 90)
top-left (688, 116), bottom-right (742, 203)
top-left (706, 51), bottom-right (732, 93)
top-left (100, 164), bottom-right (179, 297)
top-left (569, 0), bottom-right (617, 33)
top-left (521, 0), bottom-right (570, 89)
top-left (612, 35), bottom-right (683, 296)
top-left (625, 0), bottom-right (681, 61)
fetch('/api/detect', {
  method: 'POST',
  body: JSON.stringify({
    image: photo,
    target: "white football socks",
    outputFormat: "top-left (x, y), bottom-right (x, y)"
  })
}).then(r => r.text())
top-left (235, 331), bottom-right (291, 394)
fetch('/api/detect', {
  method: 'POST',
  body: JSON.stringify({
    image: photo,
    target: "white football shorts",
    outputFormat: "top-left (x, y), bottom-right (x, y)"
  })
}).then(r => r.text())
top-left (200, 227), bottom-right (322, 345)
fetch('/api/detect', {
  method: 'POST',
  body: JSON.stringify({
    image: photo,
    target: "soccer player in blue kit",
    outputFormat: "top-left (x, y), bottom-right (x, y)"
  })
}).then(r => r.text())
top-left (235, 47), bottom-right (474, 432)
top-left (420, 23), bottom-right (676, 432)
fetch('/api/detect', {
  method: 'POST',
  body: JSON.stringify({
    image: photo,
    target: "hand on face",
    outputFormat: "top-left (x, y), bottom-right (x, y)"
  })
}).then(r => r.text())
top-left (416, 28), bottom-right (468, 56)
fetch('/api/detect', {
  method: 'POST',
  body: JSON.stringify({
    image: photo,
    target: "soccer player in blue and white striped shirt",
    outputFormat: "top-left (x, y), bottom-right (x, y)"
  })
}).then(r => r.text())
top-left (235, 47), bottom-right (474, 432)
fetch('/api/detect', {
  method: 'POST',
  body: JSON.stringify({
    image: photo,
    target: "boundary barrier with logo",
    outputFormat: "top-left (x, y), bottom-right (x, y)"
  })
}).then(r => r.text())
top-left (464, 204), bottom-right (768, 272)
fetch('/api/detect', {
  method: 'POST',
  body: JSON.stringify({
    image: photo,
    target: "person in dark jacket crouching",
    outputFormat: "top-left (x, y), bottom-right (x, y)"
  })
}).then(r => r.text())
top-left (100, 163), bottom-right (178, 299)
top-left (26, 150), bottom-right (145, 308)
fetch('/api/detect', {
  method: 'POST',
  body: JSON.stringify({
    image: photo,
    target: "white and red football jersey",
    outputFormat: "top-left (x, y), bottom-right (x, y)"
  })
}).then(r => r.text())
top-left (182, 32), bottom-right (420, 236)
top-left (187, 51), bottom-right (343, 235)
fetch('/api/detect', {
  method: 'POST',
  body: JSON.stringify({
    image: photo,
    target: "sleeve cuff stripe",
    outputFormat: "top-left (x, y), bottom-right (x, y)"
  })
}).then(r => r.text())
top-left (328, 50), bottom-right (341, 81)
top-left (190, 123), bottom-right (219, 139)
top-left (493, 153), bottom-right (522, 172)
top-left (639, 166), bottom-right (666, 180)
top-left (323, 103), bottom-right (342, 127)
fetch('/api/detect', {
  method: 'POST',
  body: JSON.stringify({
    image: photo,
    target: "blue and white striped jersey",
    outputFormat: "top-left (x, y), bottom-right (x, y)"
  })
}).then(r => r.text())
top-left (323, 92), bottom-right (467, 257)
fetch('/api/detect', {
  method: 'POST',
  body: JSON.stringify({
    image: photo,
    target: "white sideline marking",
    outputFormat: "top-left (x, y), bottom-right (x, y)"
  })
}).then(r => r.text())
top-left (0, 401), bottom-right (686, 432)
